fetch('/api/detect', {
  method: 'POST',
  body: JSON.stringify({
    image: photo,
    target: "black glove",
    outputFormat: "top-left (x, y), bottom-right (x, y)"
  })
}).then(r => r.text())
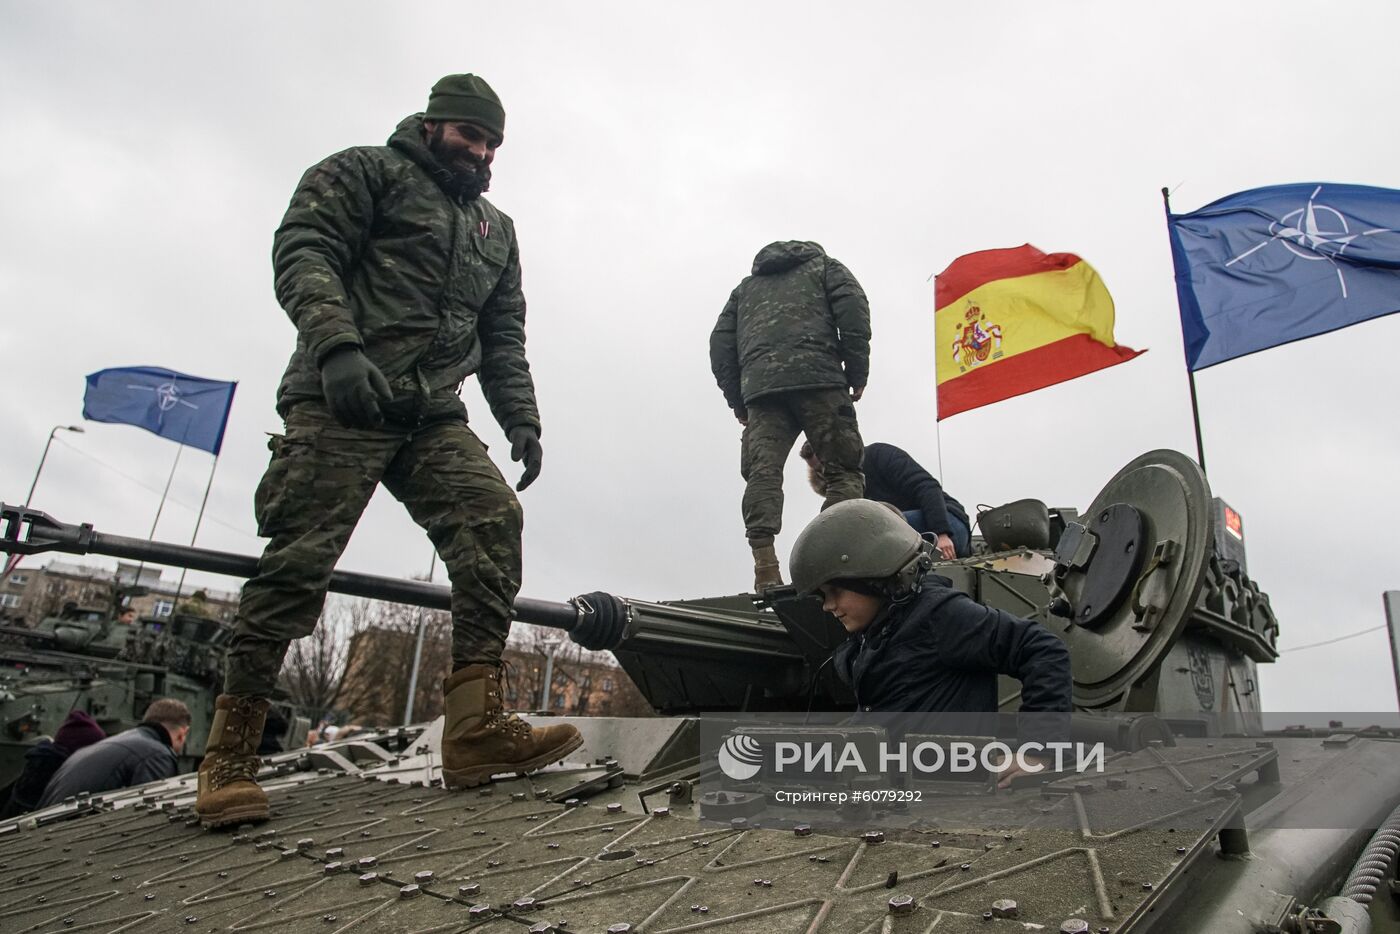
top-left (508, 426), bottom-right (543, 491)
top-left (320, 347), bottom-right (392, 428)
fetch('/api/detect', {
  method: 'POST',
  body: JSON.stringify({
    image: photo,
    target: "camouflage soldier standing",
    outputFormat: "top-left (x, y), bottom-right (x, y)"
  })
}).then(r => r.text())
top-left (196, 75), bottom-right (582, 828)
top-left (710, 241), bottom-right (871, 590)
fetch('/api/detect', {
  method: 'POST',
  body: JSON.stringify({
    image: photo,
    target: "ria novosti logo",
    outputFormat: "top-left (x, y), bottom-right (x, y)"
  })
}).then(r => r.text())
top-left (717, 733), bottom-right (764, 780)
top-left (714, 733), bottom-right (1106, 780)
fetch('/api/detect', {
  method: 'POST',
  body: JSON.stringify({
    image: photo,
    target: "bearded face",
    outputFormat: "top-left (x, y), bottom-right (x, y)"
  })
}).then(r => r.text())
top-left (426, 122), bottom-right (493, 200)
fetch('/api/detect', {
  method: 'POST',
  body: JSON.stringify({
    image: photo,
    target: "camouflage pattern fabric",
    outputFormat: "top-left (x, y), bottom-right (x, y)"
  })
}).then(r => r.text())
top-left (224, 402), bottom-right (522, 696)
top-left (271, 114), bottom-right (540, 437)
top-left (710, 241), bottom-right (871, 411)
top-left (741, 388), bottom-right (865, 540)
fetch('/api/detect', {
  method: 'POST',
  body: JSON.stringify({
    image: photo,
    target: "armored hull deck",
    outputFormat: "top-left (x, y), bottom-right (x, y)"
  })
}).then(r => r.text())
top-left (4, 714), bottom-right (1400, 934)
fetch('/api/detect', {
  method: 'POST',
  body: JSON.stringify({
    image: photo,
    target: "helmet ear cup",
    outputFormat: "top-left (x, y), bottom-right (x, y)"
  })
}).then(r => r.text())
top-left (887, 542), bottom-right (935, 599)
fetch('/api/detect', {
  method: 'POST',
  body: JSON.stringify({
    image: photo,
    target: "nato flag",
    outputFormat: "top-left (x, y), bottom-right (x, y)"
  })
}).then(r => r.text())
top-left (1168, 183), bottom-right (1400, 370)
top-left (83, 367), bottom-right (237, 455)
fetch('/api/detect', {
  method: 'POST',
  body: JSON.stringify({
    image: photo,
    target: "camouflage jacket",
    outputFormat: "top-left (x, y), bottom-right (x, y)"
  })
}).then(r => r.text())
top-left (271, 114), bottom-right (539, 433)
top-left (709, 241), bottom-right (871, 410)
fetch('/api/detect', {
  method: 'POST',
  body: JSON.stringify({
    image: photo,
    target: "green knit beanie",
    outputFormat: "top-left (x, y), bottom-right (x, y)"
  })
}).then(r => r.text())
top-left (424, 74), bottom-right (505, 141)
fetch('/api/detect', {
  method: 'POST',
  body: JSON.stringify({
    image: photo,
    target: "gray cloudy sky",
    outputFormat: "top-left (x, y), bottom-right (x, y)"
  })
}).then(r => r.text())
top-left (2, 2), bottom-right (1397, 712)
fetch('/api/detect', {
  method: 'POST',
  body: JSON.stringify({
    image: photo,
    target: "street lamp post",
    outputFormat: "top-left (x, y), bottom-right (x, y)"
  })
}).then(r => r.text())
top-left (402, 551), bottom-right (439, 726)
top-left (539, 637), bottom-right (562, 711)
top-left (24, 424), bottom-right (85, 507)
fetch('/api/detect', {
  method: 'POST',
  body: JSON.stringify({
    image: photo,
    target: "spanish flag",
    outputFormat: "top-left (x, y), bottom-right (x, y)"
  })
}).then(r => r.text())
top-left (934, 245), bottom-right (1144, 420)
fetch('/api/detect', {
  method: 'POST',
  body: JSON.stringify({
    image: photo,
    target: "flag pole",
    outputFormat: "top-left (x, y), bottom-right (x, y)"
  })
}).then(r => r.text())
top-left (934, 414), bottom-right (946, 488)
top-left (1162, 186), bottom-right (1209, 476)
top-left (1185, 369), bottom-right (1208, 475)
top-left (930, 273), bottom-right (946, 484)
top-left (133, 444), bottom-right (183, 585)
top-left (174, 451), bottom-right (222, 602)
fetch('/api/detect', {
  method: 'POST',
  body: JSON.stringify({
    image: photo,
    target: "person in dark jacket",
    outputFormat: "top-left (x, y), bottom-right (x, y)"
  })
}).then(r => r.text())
top-left (789, 500), bottom-right (1071, 787)
top-left (801, 440), bottom-right (971, 559)
top-left (38, 700), bottom-right (191, 807)
top-left (0, 710), bottom-right (106, 818)
top-left (710, 240), bottom-right (872, 590)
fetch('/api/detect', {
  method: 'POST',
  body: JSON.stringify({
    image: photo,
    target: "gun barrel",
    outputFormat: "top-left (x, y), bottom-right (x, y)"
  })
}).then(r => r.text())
top-left (2, 503), bottom-right (581, 632)
top-left (1, 503), bottom-right (804, 695)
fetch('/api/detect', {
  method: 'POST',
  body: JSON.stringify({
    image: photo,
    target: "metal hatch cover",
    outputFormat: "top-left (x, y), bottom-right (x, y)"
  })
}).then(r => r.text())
top-left (1059, 450), bottom-right (1213, 709)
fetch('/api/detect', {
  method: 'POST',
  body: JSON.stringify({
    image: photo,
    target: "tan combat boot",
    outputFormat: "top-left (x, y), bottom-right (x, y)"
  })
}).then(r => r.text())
top-left (195, 694), bottom-right (270, 828)
top-left (441, 664), bottom-right (584, 789)
top-left (750, 538), bottom-right (785, 591)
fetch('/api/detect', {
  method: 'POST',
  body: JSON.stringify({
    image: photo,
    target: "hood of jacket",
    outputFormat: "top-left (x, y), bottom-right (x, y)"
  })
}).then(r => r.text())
top-left (388, 114), bottom-right (480, 204)
top-left (751, 240), bottom-right (825, 275)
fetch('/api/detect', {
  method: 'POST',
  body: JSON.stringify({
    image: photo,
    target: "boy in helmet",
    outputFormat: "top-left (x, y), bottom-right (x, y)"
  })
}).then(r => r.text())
top-left (788, 499), bottom-right (1072, 787)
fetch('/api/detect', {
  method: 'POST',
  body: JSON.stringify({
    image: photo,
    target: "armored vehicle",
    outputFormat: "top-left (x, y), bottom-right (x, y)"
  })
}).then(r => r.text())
top-left (0, 599), bottom-right (229, 787)
top-left (0, 449), bottom-right (1396, 934)
top-left (0, 598), bottom-right (306, 788)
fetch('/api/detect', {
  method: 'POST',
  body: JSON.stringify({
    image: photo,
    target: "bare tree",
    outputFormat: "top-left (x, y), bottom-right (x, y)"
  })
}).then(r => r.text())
top-left (37, 575), bottom-right (112, 623)
top-left (278, 600), bottom-right (363, 726)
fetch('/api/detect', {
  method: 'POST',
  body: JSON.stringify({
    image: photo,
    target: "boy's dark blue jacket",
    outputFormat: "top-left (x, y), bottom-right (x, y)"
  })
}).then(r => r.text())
top-left (832, 576), bottom-right (1072, 724)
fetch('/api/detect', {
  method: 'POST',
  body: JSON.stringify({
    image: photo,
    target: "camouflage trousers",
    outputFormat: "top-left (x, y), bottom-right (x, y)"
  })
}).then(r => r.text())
top-left (740, 387), bottom-right (864, 541)
top-left (225, 401), bottom-right (523, 697)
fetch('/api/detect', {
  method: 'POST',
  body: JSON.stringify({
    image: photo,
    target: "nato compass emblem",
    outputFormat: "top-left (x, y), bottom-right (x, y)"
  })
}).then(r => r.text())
top-left (1226, 184), bottom-right (1393, 299)
top-left (129, 380), bottom-right (199, 414)
top-left (717, 732), bottom-right (764, 781)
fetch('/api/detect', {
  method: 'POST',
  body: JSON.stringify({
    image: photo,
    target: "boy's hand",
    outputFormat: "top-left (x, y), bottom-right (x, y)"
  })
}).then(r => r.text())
top-left (995, 754), bottom-right (1048, 789)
